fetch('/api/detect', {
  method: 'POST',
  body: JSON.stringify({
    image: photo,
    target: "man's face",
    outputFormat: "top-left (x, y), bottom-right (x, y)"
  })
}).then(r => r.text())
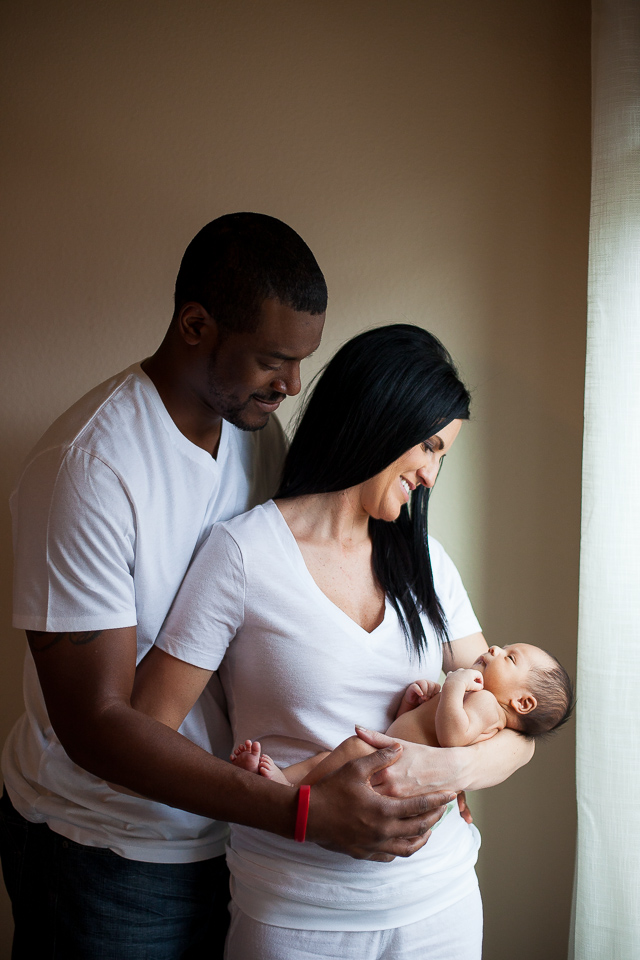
top-left (206, 298), bottom-right (325, 431)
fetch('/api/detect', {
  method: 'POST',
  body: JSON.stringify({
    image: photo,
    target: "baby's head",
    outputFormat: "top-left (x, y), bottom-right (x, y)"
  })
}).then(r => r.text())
top-left (474, 643), bottom-right (574, 740)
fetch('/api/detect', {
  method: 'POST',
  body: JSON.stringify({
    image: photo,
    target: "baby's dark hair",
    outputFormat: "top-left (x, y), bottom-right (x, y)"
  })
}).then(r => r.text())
top-left (516, 654), bottom-right (575, 740)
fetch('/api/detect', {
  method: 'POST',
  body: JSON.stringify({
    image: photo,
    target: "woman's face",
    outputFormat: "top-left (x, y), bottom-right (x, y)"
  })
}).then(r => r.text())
top-left (359, 418), bottom-right (463, 522)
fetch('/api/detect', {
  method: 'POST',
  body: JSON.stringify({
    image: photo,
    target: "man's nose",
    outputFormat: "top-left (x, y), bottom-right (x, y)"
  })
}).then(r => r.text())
top-left (272, 363), bottom-right (301, 397)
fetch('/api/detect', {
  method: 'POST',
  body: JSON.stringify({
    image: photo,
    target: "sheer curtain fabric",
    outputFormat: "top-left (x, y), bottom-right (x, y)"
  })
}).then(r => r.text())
top-left (572, 1), bottom-right (640, 957)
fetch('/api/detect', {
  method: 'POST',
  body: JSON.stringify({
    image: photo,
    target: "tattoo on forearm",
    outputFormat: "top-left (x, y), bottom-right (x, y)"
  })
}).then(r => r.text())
top-left (27, 630), bottom-right (104, 653)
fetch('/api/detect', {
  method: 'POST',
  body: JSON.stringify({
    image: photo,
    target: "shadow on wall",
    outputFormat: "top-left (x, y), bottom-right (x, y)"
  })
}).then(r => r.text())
top-left (477, 361), bottom-right (581, 956)
top-left (0, 435), bottom-right (35, 740)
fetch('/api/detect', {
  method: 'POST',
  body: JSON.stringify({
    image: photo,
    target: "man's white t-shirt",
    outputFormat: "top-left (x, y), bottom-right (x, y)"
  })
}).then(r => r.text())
top-left (3, 363), bottom-right (286, 863)
top-left (156, 500), bottom-right (483, 929)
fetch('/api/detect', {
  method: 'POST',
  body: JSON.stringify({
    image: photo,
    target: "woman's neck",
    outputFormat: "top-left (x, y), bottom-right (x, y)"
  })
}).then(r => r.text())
top-left (275, 488), bottom-right (369, 546)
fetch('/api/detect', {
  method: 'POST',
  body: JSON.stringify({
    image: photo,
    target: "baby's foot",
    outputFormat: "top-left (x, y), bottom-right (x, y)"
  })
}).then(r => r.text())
top-left (258, 754), bottom-right (293, 786)
top-left (230, 740), bottom-right (261, 774)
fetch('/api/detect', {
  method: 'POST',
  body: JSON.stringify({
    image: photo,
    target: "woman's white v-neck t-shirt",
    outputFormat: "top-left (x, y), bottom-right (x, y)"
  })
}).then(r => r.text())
top-left (156, 500), bottom-right (482, 930)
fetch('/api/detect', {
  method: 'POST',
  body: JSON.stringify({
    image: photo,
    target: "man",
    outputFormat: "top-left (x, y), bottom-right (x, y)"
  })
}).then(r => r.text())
top-left (0, 214), bottom-right (453, 959)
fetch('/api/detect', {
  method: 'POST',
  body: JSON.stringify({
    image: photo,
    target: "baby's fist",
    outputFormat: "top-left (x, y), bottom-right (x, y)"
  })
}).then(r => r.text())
top-left (445, 668), bottom-right (484, 691)
top-left (403, 679), bottom-right (441, 707)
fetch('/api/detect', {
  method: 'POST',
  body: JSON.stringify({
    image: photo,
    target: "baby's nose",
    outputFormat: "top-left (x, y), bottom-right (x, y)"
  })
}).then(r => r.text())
top-left (488, 645), bottom-right (503, 656)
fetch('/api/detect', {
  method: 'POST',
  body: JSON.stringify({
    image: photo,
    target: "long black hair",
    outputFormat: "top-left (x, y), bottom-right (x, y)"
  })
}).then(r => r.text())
top-left (277, 324), bottom-right (471, 659)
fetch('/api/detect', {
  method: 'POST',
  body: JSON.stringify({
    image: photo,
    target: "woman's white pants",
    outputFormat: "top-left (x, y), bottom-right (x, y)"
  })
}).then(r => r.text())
top-left (224, 887), bottom-right (483, 960)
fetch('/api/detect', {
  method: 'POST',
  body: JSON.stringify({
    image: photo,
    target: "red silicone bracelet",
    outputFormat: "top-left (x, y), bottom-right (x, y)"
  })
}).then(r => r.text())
top-left (294, 784), bottom-right (311, 842)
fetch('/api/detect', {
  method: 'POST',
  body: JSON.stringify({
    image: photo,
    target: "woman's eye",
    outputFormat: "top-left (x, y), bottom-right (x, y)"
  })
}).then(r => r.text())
top-left (422, 442), bottom-right (434, 453)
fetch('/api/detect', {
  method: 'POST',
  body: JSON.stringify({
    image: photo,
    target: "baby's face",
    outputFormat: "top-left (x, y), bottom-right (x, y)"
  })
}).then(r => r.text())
top-left (472, 643), bottom-right (552, 703)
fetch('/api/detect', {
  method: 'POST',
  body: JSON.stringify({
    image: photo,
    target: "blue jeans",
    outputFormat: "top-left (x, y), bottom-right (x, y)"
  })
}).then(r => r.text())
top-left (0, 788), bottom-right (230, 959)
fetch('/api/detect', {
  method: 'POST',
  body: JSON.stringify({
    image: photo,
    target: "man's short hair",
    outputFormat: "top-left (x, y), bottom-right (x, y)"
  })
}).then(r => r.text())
top-left (174, 212), bottom-right (327, 332)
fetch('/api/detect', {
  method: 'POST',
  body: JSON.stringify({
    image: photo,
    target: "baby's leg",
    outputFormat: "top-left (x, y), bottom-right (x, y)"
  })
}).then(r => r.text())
top-left (230, 740), bottom-right (261, 774)
top-left (262, 738), bottom-right (376, 788)
top-left (264, 750), bottom-right (332, 787)
top-left (232, 736), bottom-right (378, 789)
top-left (230, 741), bottom-right (332, 787)
top-left (291, 737), bottom-right (375, 787)
top-left (257, 754), bottom-right (296, 786)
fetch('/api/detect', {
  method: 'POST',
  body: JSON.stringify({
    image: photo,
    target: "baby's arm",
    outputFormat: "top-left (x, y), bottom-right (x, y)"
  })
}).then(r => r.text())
top-left (436, 669), bottom-right (505, 747)
top-left (395, 679), bottom-right (441, 718)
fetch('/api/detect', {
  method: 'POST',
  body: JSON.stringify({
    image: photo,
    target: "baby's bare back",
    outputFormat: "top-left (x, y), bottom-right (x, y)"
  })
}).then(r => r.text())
top-left (387, 688), bottom-right (503, 748)
top-left (387, 695), bottom-right (441, 746)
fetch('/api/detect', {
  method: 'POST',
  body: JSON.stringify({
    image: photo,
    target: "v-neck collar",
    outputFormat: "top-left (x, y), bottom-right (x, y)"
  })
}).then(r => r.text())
top-left (264, 500), bottom-right (391, 637)
top-left (135, 362), bottom-right (229, 469)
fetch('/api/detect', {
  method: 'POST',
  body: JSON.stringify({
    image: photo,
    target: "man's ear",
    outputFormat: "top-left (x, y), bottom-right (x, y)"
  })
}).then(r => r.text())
top-left (511, 694), bottom-right (537, 716)
top-left (176, 302), bottom-right (218, 348)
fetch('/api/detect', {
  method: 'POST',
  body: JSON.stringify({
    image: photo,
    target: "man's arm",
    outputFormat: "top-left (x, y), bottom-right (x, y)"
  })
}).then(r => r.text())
top-left (27, 627), bottom-right (455, 861)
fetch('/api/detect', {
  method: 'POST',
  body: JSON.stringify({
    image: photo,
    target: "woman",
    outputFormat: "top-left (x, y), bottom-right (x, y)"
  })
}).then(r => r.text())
top-left (134, 325), bottom-right (530, 959)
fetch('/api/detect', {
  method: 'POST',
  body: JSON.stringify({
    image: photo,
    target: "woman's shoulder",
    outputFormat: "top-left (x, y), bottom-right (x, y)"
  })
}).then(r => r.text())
top-left (426, 534), bottom-right (452, 570)
top-left (207, 500), bottom-right (280, 556)
top-left (186, 502), bottom-right (278, 587)
top-left (427, 536), bottom-right (467, 591)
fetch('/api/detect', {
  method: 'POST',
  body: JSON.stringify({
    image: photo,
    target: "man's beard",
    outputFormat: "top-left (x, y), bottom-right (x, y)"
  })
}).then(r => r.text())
top-left (221, 400), bottom-right (266, 432)
top-left (206, 366), bottom-right (281, 432)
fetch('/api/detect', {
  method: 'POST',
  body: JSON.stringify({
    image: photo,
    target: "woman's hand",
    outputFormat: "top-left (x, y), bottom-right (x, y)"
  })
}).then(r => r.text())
top-left (355, 725), bottom-right (533, 795)
top-left (356, 727), bottom-right (460, 796)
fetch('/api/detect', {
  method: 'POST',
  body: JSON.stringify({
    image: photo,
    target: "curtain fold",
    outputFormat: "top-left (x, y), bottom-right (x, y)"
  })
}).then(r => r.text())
top-left (572, 1), bottom-right (640, 957)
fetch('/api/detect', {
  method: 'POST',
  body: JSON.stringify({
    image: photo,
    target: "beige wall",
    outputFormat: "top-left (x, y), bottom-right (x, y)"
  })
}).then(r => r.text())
top-left (0, 1), bottom-right (590, 957)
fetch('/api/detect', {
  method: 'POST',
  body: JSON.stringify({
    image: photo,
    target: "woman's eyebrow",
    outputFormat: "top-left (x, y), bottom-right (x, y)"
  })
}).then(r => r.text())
top-left (431, 436), bottom-right (445, 450)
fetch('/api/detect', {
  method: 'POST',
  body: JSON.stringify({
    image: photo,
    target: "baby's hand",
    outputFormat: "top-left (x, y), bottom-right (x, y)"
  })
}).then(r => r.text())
top-left (444, 668), bottom-right (484, 692)
top-left (404, 679), bottom-right (441, 707)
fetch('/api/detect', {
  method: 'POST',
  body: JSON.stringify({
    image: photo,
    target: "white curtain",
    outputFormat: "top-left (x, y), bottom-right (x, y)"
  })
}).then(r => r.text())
top-left (572, 1), bottom-right (640, 957)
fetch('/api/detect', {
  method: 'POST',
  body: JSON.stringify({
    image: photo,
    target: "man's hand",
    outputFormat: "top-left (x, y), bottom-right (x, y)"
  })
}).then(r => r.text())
top-left (306, 739), bottom-right (456, 861)
top-left (457, 791), bottom-right (473, 824)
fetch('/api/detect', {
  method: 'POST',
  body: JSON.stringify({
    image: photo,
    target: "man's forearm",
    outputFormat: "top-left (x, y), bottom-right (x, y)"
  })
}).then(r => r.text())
top-left (71, 699), bottom-right (300, 835)
top-left (64, 704), bottom-right (456, 862)
top-left (28, 624), bottom-right (454, 862)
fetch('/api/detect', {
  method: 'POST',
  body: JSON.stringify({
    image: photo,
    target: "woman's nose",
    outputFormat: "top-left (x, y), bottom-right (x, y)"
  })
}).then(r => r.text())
top-left (417, 463), bottom-right (440, 488)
